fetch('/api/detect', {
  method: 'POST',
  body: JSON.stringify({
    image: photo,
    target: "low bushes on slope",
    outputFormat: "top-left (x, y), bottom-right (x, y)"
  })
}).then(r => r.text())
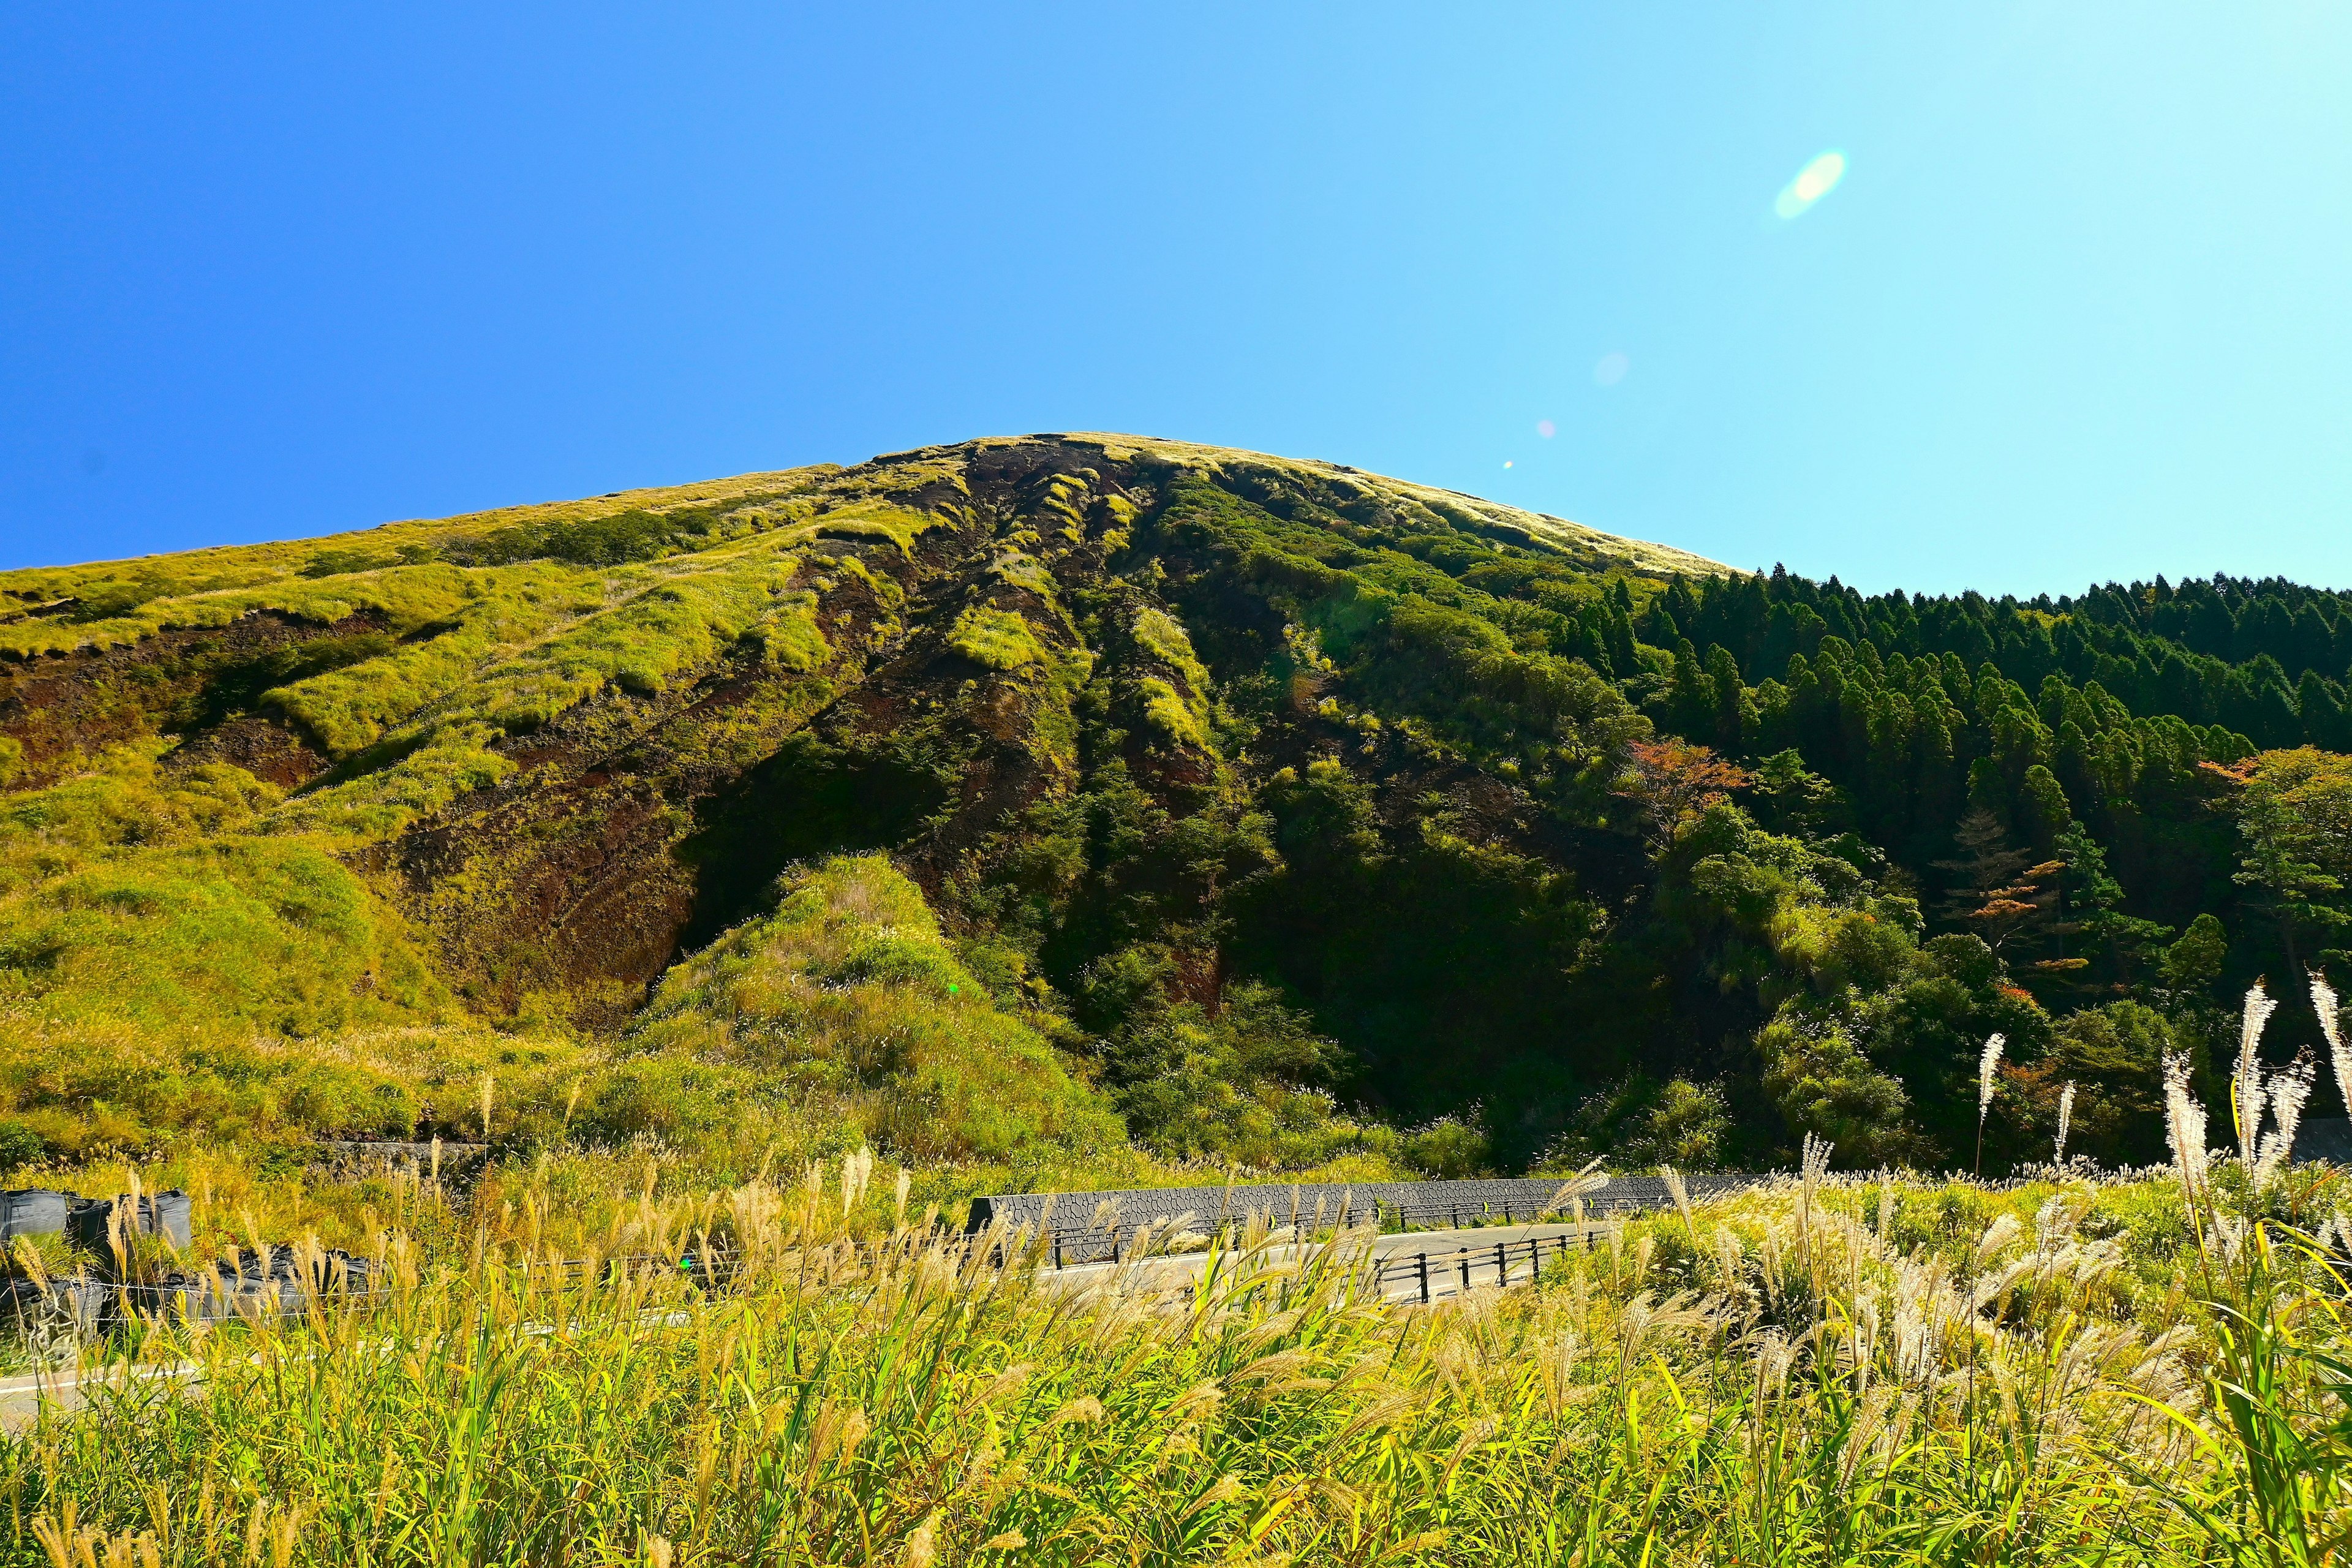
top-left (0, 798), bottom-right (1133, 1172)
top-left (598, 854), bottom-right (1129, 1167)
top-left (0, 748), bottom-right (443, 1035)
top-left (0, 746), bottom-right (481, 1156)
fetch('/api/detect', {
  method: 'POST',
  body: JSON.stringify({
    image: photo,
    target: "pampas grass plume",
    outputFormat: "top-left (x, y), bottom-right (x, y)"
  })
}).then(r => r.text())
top-left (1977, 1033), bottom-right (2005, 1123)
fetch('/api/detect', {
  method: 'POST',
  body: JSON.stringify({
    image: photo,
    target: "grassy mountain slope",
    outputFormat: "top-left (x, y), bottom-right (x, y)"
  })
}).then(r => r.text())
top-left (1, 432), bottom-right (2344, 1177)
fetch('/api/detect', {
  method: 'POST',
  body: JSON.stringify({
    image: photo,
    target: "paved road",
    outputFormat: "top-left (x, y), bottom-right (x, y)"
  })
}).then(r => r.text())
top-left (0, 1359), bottom-right (195, 1433)
top-left (1035, 1221), bottom-right (1597, 1304)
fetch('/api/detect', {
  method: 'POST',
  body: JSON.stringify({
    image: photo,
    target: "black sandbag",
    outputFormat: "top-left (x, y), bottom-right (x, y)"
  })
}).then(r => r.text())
top-left (65, 1190), bottom-right (195, 1254)
top-left (211, 1275), bottom-right (301, 1321)
top-left (150, 1190), bottom-right (192, 1250)
top-left (184, 1245), bottom-right (375, 1314)
top-left (64, 1199), bottom-right (108, 1253)
top-left (316, 1249), bottom-right (375, 1292)
top-left (0, 1277), bottom-right (42, 1323)
top-left (140, 1275), bottom-right (206, 1323)
top-left (0, 1189), bottom-right (70, 1239)
top-left (149, 1262), bottom-right (285, 1322)
top-left (43, 1276), bottom-right (113, 1336)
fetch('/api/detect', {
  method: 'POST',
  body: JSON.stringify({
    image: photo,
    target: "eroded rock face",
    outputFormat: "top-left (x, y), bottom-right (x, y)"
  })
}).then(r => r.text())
top-left (0, 434), bottom-right (1715, 1156)
top-left (0, 435), bottom-right (1684, 1023)
top-left (368, 441), bottom-right (1157, 1021)
top-left (0, 609), bottom-right (378, 789)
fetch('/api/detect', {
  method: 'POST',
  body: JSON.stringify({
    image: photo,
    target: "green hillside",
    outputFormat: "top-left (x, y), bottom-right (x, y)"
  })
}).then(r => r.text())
top-left (2, 432), bottom-right (2345, 1176)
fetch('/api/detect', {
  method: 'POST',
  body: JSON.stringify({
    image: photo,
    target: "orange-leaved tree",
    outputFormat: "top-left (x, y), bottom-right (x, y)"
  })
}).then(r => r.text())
top-left (1621, 739), bottom-right (1752, 848)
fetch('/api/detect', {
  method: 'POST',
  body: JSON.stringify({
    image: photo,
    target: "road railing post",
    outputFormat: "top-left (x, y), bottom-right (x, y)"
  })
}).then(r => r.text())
top-left (1417, 1251), bottom-right (1430, 1303)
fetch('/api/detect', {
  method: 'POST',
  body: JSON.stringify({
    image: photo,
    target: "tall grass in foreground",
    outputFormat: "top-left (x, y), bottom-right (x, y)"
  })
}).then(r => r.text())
top-left (2144, 978), bottom-right (2352, 1567)
top-left (9, 980), bottom-right (2352, 1564)
top-left (0, 1159), bottom-right (2276, 1567)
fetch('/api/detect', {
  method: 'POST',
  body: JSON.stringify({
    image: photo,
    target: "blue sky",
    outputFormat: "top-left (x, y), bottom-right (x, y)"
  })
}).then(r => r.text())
top-left (4, 4), bottom-right (2348, 595)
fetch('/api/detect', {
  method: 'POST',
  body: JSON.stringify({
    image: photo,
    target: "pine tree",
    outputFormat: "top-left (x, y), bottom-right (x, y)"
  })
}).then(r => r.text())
top-left (2161, 913), bottom-right (2228, 998)
top-left (1933, 808), bottom-right (2059, 953)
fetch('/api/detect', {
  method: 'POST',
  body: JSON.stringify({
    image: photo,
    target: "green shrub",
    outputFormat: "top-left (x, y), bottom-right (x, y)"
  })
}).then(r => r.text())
top-left (947, 605), bottom-right (1048, 671)
top-left (618, 855), bottom-right (1126, 1164)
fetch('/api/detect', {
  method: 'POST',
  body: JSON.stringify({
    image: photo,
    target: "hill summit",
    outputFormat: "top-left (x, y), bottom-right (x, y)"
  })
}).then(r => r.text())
top-left (1, 433), bottom-right (2346, 1178)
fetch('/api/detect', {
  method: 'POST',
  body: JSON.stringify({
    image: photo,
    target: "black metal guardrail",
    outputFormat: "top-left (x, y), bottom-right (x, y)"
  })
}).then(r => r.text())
top-left (1365, 1232), bottom-right (1583, 1302)
top-left (972, 1175), bottom-right (1755, 1266)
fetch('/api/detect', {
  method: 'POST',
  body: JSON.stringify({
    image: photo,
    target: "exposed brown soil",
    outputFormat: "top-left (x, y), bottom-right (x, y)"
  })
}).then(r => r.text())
top-left (0, 438), bottom-right (1540, 1030)
top-left (0, 609), bottom-right (379, 786)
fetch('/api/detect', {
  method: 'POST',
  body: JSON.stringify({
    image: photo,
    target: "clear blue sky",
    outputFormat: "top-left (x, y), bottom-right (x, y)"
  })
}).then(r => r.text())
top-left (4, 4), bottom-right (2349, 595)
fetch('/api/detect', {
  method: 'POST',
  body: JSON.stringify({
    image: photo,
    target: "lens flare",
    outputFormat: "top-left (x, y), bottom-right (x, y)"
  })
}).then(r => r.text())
top-left (1536, 419), bottom-right (1556, 439)
top-left (1774, 150), bottom-right (1847, 220)
top-left (1593, 352), bottom-right (1629, 386)
top-left (1502, 460), bottom-right (1513, 469)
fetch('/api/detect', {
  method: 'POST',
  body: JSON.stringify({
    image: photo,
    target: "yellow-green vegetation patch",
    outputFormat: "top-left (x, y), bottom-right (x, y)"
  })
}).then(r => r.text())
top-left (0, 747), bottom-right (446, 1036)
top-left (743, 589), bottom-right (827, 671)
top-left (263, 564), bottom-right (607, 756)
top-left (0, 466), bottom-right (842, 648)
top-left (828, 551), bottom-right (905, 608)
top-left (614, 854), bottom-right (1125, 1162)
top-left (264, 723), bottom-right (515, 844)
top-left (1058, 430), bottom-right (1733, 576)
top-left (0, 560), bottom-right (492, 658)
top-left (1131, 606), bottom-right (1210, 692)
top-left (1137, 675), bottom-right (1208, 751)
top-left (810, 497), bottom-right (955, 556)
top-left (1038, 471), bottom-right (1093, 535)
top-left (1129, 608), bottom-right (1213, 749)
top-left (987, 548), bottom-right (1059, 602)
top-left (461, 546), bottom-right (814, 731)
top-left (0, 1016), bottom-right (593, 1161)
top-left (0, 747), bottom-right (490, 1154)
top-left (948, 605), bottom-right (1049, 671)
top-left (839, 454), bottom-right (969, 500)
top-left (266, 538), bottom-right (826, 845)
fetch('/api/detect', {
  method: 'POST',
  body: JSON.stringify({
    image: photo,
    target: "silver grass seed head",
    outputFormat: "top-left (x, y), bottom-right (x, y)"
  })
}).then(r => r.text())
top-left (1977, 1033), bottom-right (2006, 1123)
top-left (1801, 1134), bottom-right (1833, 1188)
top-left (2255, 1054), bottom-right (2318, 1188)
top-left (2055, 1082), bottom-right (2076, 1166)
top-left (2163, 1051), bottom-right (2209, 1194)
top-left (2313, 974), bottom-right (2352, 1122)
top-left (2235, 981), bottom-right (2278, 1166)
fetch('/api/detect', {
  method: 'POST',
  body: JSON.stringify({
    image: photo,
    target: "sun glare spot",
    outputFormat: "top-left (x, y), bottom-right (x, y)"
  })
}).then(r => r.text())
top-left (1593, 352), bottom-right (1629, 387)
top-left (1536, 418), bottom-right (1556, 439)
top-left (1774, 150), bottom-right (1847, 220)
top-left (1502, 459), bottom-right (1513, 469)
